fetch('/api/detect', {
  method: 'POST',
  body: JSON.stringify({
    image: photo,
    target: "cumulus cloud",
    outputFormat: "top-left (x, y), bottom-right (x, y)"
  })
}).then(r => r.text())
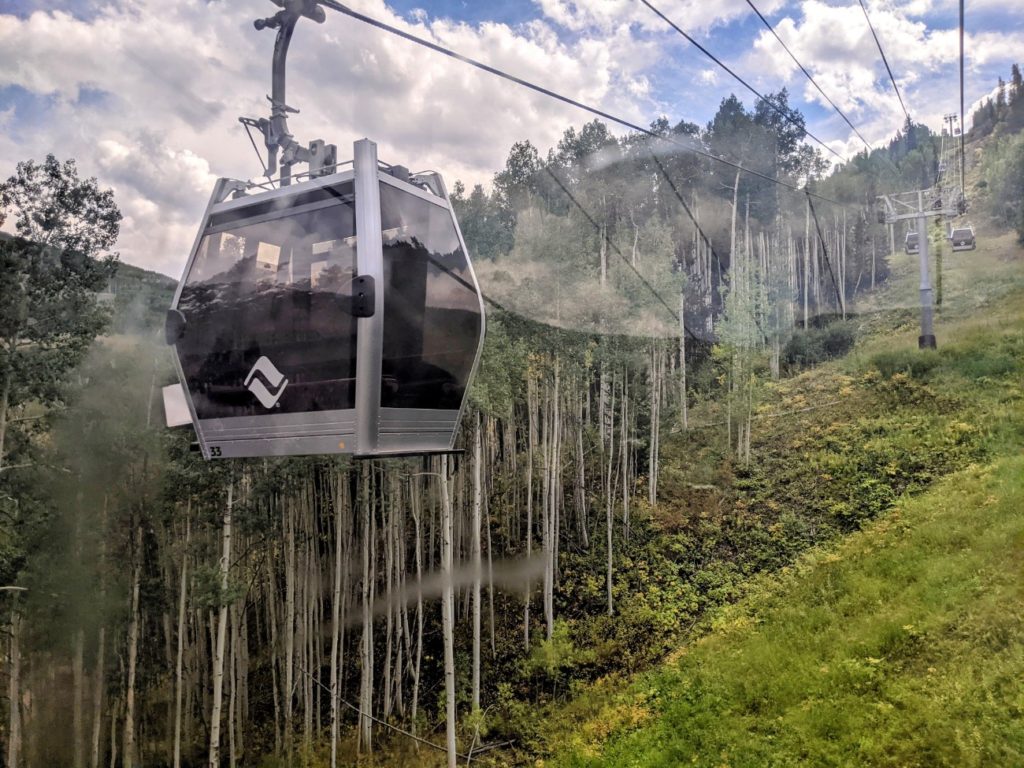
top-left (743, 0), bottom-right (1024, 147)
top-left (0, 0), bottom-right (659, 275)
top-left (534, 0), bottom-right (786, 35)
top-left (0, 0), bottom-right (1020, 277)
top-left (698, 68), bottom-right (719, 85)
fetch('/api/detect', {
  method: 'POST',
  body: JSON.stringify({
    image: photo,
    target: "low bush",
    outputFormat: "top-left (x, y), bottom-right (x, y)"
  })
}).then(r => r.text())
top-left (869, 348), bottom-right (941, 379)
top-left (784, 322), bottom-right (857, 370)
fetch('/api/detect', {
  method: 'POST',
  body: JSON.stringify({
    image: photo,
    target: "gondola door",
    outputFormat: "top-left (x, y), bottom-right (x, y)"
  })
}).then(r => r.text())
top-left (169, 171), bottom-right (362, 458)
top-left (362, 141), bottom-right (485, 456)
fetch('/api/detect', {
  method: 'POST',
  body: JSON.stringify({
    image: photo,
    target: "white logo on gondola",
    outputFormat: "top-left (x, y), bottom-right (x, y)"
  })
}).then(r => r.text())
top-left (244, 356), bottom-right (289, 409)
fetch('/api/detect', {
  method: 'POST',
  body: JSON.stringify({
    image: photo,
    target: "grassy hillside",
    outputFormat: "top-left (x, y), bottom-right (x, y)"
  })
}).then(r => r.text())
top-left (107, 259), bottom-right (177, 334)
top-left (529, 228), bottom-right (1024, 767)
top-left (552, 454), bottom-right (1024, 767)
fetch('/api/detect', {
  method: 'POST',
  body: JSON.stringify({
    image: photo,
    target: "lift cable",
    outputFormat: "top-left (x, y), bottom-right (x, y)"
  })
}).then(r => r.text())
top-left (638, 0), bottom-right (848, 164)
top-left (857, 0), bottom-right (911, 124)
top-left (742, 0), bottom-right (874, 154)
top-left (646, 148), bottom-right (727, 279)
top-left (958, 0), bottom-right (966, 201)
top-left (803, 187), bottom-right (845, 312)
top-left (319, 0), bottom-right (844, 206)
top-left (543, 165), bottom-right (701, 341)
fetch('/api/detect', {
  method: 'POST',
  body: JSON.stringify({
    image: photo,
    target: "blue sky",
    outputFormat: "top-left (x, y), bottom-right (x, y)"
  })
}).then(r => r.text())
top-left (1, 0), bottom-right (1021, 274)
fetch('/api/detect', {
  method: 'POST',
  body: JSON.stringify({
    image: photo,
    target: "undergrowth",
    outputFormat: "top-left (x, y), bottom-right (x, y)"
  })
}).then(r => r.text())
top-left (520, 287), bottom-right (1024, 767)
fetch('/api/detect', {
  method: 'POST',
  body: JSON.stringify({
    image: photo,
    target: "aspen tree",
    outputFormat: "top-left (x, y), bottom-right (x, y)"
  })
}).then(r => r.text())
top-left (358, 464), bottom-right (373, 753)
top-left (74, 628), bottom-right (85, 768)
top-left (605, 377), bottom-right (617, 616)
top-left (284, 499), bottom-right (296, 764)
top-left (439, 456), bottom-right (458, 768)
top-left (409, 476), bottom-right (424, 735)
top-left (804, 197), bottom-right (811, 329)
top-left (266, 549), bottom-right (282, 756)
top-left (173, 513), bottom-right (190, 768)
top-left (524, 374), bottom-right (537, 650)
top-left (123, 524), bottom-right (142, 768)
top-left (229, 603), bottom-right (238, 768)
top-left (680, 284), bottom-right (688, 430)
top-left (471, 413), bottom-right (483, 719)
top-left (6, 599), bottom-right (21, 768)
top-left (574, 391), bottom-right (589, 548)
top-left (621, 372), bottom-right (630, 540)
top-left (329, 471), bottom-right (344, 768)
top-left (208, 482), bottom-right (233, 768)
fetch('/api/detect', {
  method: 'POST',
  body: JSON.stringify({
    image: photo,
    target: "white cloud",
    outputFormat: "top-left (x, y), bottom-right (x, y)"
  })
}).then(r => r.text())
top-left (698, 68), bottom-right (719, 85)
top-left (743, 0), bottom-right (1024, 147)
top-left (0, 0), bottom-right (659, 276)
top-left (1, 0), bottom-right (1020, 279)
top-left (534, 0), bottom-right (786, 35)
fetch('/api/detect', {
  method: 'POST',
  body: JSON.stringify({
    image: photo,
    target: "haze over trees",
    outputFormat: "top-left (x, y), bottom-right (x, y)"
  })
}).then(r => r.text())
top-left (0, 65), bottom-right (1021, 767)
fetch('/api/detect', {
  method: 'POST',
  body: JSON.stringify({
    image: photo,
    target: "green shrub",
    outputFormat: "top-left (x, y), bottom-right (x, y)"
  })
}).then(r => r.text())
top-left (869, 348), bottom-right (941, 380)
top-left (784, 322), bottom-right (857, 370)
top-left (943, 338), bottom-right (1021, 380)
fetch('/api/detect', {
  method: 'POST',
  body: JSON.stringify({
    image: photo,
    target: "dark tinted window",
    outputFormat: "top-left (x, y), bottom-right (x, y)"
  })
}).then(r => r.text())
top-left (176, 183), bottom-right (358, 418)
top-left (379, 182), bottom-right (482, 410)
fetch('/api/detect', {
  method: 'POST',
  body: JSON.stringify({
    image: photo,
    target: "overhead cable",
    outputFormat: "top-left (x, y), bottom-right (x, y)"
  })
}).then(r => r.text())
top-left (543, 165), bottom-right (700, 340)
top-left (638, 0), bottom-right (848, 163)
top-left (319, 0), bottom-right (843, 205)
top-left (958, 0), bottom-right (966, 198)
top-left (742, 0), bottom-right (874, 154)
top-left (645, 149), bottom-right (726, 278)
top-left (803, 187), bottom-right (844, 311)
top-left (857, 0), bottom-right (912, 124)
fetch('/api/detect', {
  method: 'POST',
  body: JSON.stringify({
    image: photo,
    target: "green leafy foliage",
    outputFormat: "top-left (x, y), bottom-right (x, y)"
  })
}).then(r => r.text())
top-left (783, 321), bottom-right (857, 370)
top-left (551, 454), bottom-right (1024, 768)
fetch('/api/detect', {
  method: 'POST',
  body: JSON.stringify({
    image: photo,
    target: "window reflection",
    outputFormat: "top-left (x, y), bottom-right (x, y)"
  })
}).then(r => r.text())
top-left (379, 183), bottom-right (482, 410)
top-left (177, 184), bottom-right (358, 418)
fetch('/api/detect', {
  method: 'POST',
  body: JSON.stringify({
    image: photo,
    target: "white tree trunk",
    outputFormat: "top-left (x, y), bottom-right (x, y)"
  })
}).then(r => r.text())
top-left (439, 456), bottom-right (458, 768)
top-left (524, 376), bottom-right (537, 651)
top-left (74, 628), bottom-right (86, 768)
top-left (605, 379), bottom-right (617, 616)
top-left (173, 516), bottom-right (190, 768)
top-left (91, 497), bottom-right (109, 768)
top-left (209, 483), bottom-right (233, 768)
top-left (284, 502), bottom-right (296, 762)
top-left (679, 288), bottom-right (688, 430)
top-left (358, 466), bottom-right (373, 753)
top-left (804, 198), bottom-right (811, 329)
top-left (471, 414), bottom-right (483, 717)
top-left (329, 472), bottom-right (344, 768)
top-left (123, 526), bottom-right (142, 768)
top-left (7, 604), bottom-right (21, 768)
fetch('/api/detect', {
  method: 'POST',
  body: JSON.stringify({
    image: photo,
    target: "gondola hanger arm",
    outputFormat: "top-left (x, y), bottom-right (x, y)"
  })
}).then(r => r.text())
top-left (247, 0), bottom-right (333, 185)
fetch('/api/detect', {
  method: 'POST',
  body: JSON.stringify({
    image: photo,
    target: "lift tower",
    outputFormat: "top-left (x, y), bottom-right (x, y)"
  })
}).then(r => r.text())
top-left (877, 184), bottom-right (964, 349)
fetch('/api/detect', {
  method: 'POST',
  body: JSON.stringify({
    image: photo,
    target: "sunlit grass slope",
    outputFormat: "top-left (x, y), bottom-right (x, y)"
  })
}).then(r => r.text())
top-left (553, 452), bottom-right (1024, 768)
top-left (543, 234), bottom-right (1024, 767)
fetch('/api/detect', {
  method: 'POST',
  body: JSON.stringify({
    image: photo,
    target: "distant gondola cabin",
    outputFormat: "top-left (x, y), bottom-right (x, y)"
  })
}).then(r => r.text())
top-left (905, 231), bottom-right (920, 255)
top-left (948, 225), bottom-right (976, 252)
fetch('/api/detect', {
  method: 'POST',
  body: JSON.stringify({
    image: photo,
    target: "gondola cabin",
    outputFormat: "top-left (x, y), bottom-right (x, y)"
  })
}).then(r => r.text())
top-left (165, 139), bottom-right (485, 459)
top-left (904, 231), bottom-right (920, 255)
top-left (948, 224), bottom-right (976, 252)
